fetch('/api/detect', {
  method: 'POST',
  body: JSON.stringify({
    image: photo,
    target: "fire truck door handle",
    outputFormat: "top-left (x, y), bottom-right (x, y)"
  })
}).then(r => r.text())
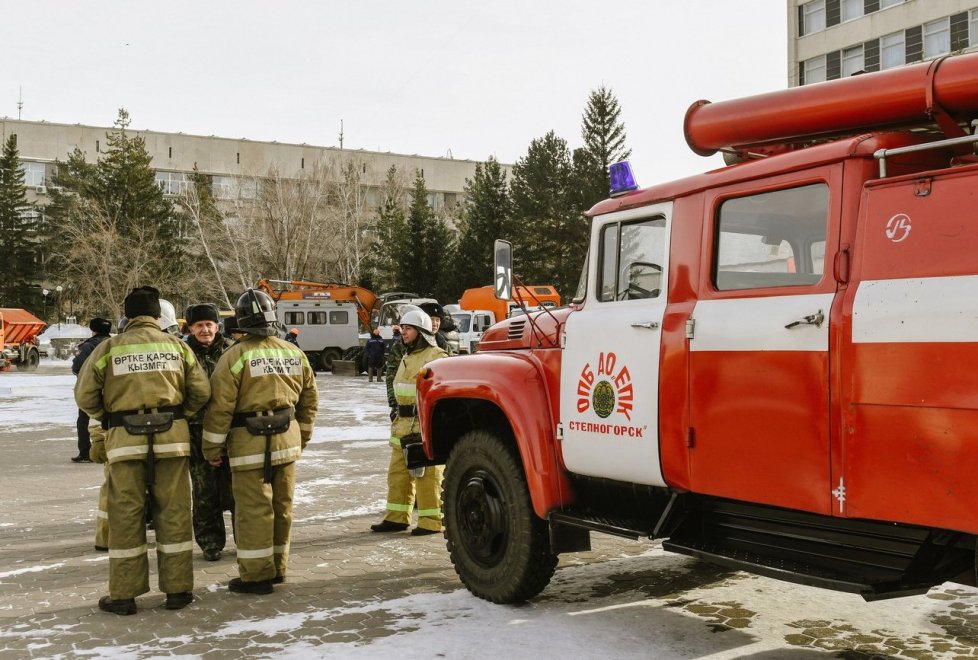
top-left (630, 321), bottom-right (660, 330)
top-left (785, 309), bottom-right (825, 329)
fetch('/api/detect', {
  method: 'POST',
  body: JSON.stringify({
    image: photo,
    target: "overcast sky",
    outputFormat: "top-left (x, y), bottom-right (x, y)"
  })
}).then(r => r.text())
top-left (4, 1), bottom-right (787, 186)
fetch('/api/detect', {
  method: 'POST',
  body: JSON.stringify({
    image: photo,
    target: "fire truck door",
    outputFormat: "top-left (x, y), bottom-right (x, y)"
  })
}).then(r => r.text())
top-left (560, 204), bottom-right (671, 486)
top-left (688, 181), bottom-right (838, 515)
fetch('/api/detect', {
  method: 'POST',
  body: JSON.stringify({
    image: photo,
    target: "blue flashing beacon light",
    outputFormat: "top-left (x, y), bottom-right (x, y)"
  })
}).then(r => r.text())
top-left (609, 160), bottom-right (638, 197)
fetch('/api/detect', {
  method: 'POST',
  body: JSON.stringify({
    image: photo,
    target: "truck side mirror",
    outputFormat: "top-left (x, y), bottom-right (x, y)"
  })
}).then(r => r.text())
top-left (494, 239), bottom-right (513, 301)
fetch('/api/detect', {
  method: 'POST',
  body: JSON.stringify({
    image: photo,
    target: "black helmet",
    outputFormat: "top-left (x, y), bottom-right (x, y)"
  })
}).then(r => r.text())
top-left (234, 289), bottom-right (278, 336)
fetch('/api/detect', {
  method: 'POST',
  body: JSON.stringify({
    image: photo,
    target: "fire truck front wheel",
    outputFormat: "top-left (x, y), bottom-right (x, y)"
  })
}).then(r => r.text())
top-left (444, 430), bottom-right (558, 603)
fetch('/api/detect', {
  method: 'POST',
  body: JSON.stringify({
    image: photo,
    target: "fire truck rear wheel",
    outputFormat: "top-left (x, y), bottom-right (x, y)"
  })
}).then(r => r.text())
top-left (443, 430), bottom-right (557, 604)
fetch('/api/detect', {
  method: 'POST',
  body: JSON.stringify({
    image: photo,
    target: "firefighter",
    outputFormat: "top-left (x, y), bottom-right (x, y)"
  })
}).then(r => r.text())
top-left (203, 289), bottom-right (319, 595)
top-left (183, 303), bottom-right (236, 561)
top-left (72, 317), bottom-right (113, 463)
top-left (418, 302), bottom-right (455, 355)
top-left (75, 286), bottom-right (211, 616)
top-left (371, 308), bottom-right (448, 535)
top-left (284, 328), bottom-right (300, 346)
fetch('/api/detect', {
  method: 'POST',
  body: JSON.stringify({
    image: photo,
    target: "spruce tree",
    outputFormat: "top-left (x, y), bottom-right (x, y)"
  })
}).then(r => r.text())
top-left (575, 86), bottom-right (631, 210)
top-left (0, 134), bottom-right (37, 309)
top-left (510, 131), bottom-right (586, 299)
top-left (453, 157), bottom-right (512, 294)
top-left (399, 172), bottom-right (432, 295)
top-left (363, 165), bottom-right (407, 292)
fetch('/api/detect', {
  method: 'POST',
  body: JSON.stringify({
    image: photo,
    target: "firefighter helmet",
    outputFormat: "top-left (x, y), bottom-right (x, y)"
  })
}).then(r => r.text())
top-left (235, 289), bottom-right (279, 337)
top-left (399, 308), bottom-right (437, 347)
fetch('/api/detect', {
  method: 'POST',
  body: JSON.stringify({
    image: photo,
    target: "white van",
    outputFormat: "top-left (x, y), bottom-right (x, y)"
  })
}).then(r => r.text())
top-left (278, 300), bottom-right (359, 371)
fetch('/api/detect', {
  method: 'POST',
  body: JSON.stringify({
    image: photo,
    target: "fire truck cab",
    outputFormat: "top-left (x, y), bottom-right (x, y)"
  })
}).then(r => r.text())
top-left (415, 52), bottom-right (978, 605)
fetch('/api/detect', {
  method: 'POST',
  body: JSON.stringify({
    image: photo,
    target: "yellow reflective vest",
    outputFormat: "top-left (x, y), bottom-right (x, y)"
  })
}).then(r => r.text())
top-left (391, 343), bottom-right (447, 447)
top-left (202, 334), bottom-right (319, 472)
top-left (74, 316), bottom-right (211, 464)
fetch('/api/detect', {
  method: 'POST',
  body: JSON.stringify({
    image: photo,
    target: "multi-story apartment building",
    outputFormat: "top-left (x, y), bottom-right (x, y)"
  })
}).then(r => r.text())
top-left (1, 118), bottom-right (492, 213)
top-left (788, 0), bottom-right (978, 86)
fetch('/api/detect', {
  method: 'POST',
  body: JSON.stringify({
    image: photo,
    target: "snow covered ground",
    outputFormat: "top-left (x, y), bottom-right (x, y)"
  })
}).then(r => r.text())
top-left (1, 367), bottom-right (978, 658)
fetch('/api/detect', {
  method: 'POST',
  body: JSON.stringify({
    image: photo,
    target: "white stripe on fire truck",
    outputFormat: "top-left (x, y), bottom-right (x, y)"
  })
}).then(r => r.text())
top-left (690, 293), bottom-right (834, 352)
top-left (852, 276), bottom-right (978, 344)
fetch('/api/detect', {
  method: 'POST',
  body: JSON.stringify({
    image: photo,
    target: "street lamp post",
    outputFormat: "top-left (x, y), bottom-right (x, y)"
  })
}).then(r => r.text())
top-left (56, 285), bottom-right (63, 329)
top-left (42, 288), bottom-right (49, 322)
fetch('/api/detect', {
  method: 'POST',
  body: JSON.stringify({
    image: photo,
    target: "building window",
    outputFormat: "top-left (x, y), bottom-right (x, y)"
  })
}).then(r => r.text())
top-left (155, 171), bottom-right (189, 196)
top-left (842, 45), bottom-right (865, 76)
top-left (842, 0), bottom-right (862, 22)
top-left (212, 175), bottom-right (236, 199)
top-left (19, 208), bottom-right (42, 228)
top-left (801, 0), bottom-right (826, 35)
top-left (19, 161), bottom-right (46, 187)
top-left (803, 55), bottom-right (828, 84)
top-left (971, 9), bottom-right (978, 49)
top-left (881, 31), bottom-right (905, 69)
top-left (923, 18), bottom-right (951, 59)
top-left (880, 0), bottom-right (904, 7)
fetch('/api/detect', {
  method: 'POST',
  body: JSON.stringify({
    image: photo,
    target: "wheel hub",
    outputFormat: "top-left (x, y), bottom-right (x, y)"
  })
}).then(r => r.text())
top-left (457, 470), bottom-right (507, 565)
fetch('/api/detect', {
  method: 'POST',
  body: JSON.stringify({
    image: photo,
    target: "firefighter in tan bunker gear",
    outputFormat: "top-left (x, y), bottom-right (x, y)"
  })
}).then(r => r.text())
top-left (75, 286), bottom-right (211, 616)
top-left (371, 307), bottom-right (448, 535)
top-left (203, 289), bottom-right (319, 595)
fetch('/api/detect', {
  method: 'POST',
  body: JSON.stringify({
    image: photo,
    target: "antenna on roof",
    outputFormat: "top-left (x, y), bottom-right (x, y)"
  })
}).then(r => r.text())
top-left (17, 86), bottom-right (23, 120)
top-left (339, 119), bottom-right (344, 149)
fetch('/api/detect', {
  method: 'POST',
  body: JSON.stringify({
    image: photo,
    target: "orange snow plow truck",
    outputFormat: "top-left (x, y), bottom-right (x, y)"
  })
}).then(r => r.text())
top-left (0, 308), bottom-right (45, 372)
top-left (413, 52), bottom-right (978, 604)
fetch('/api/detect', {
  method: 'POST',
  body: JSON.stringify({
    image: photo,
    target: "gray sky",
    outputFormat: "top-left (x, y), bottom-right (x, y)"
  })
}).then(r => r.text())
top-left (4, 1), bottom-right (787, 186)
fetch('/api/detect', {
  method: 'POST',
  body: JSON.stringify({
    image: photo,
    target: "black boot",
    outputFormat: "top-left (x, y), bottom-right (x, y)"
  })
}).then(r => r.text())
top-left (165, 592), bottom-right (193, 610)
top-left (370, 520), bottom-right (409, 533)
top-left (228, 578), bottom-right (273, 595)
top-left (98, 596), bottom-right (136, 616)
top-left (202, 549), bottom-right (222, 561)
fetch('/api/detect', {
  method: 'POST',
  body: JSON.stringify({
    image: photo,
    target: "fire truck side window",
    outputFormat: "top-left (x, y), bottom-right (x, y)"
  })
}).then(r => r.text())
top-left (307, 311), bottom-right (327, 325)
top-left (284, 312), bottom-right (304, 325)
top-left (329, 311), bottom-right (349, 325)
top-left (597, 217), bottom-right (667, 302)
top-left (714, 183), bottom-right (828, 291)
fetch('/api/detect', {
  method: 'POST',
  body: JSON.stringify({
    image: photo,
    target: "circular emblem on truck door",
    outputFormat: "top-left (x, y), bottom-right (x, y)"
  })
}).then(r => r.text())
top-left (592, 381), bottom-right (616, 418)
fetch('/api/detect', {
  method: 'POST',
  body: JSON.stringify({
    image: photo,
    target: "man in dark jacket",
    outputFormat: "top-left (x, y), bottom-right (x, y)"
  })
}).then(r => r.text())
top-left (71, 317), bottom-right (113, 462)
top-left (184, 303), bottom-right (236, 561)
top-left (364, 329), bottom-right (385, 382)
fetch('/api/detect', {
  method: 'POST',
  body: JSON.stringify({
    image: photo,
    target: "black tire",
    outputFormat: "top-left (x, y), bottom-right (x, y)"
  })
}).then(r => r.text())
top-left (16, 349), bottom-right (40, 372)
top-left (319, 348), bottom-right (342, 372)
top-left (443, 430), bottom-right (557, 603)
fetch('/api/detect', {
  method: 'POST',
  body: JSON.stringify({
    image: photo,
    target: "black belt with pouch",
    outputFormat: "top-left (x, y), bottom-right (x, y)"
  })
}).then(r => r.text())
top-left (105, 405), bottom-right (184, 430)
top-left (397, 404), bottom-right (417, 418)
top-left (116, 408), bottom-right (178, 490)
top-left (230, 407), bottom-right (295, 435)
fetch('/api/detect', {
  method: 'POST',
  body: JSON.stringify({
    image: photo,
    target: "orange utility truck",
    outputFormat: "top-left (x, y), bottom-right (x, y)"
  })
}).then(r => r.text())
top-left (0, 308), bottom-right (46, 372)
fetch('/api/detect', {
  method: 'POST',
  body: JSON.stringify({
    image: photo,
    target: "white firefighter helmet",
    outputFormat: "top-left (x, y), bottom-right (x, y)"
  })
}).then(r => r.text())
top-left (158, 299), bottom-right (180, 335)
top-left (399, 308), bottom-right (437, 347)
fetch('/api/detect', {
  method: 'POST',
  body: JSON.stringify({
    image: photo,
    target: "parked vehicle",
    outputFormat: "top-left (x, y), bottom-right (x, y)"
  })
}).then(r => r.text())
top-left (412, 51), bottom-right (978, 605)
top-left (459, 285), bottom-right (559, 326)
top-left (0, 308), bottom-right (46, 372)
top-left (446, 306), bottom-right (496, 354)
top-left (277, 299), bottom-right (359, 371)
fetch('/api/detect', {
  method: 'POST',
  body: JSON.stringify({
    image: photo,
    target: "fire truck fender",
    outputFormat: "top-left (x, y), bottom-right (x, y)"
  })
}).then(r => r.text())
top-left (418, 352), bottom-right (572, 519)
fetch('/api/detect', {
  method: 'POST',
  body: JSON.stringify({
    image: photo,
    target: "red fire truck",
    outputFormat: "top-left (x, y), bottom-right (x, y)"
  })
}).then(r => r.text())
top-left (413, 51), bottom-right (978, 604)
